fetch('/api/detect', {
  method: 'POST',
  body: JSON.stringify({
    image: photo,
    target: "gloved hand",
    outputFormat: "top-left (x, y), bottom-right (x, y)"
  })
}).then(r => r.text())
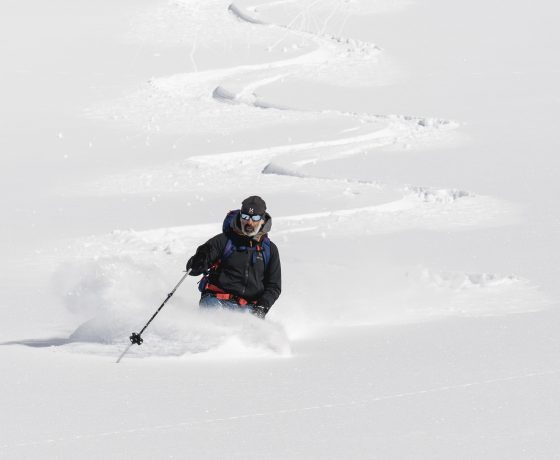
top-left (251, 302), bottom-right (270, 319)
top-left (186, 247), bottom-right (210, 276)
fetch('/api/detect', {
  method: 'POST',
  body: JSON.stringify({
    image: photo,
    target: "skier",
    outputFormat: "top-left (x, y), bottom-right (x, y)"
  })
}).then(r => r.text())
top-left (186, 196), bottom-right (281, 318)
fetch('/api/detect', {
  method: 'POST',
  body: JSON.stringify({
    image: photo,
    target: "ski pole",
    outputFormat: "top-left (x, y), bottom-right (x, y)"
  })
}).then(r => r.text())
top-left (116, 269), bottom-right (191, 363)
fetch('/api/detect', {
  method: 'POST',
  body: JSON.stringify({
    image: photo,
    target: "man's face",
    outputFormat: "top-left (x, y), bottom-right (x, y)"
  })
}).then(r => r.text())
top-left (241, 213), bottom-right (263, 236)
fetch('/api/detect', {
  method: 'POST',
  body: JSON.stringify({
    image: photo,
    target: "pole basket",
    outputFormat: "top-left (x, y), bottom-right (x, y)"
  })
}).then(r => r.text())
top-left (129, 332), bottom-right (143, 345)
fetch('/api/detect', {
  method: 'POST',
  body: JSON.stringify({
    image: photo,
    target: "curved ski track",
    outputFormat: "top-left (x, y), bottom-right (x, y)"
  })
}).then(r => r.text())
top-left (85, 1), bottom-right (516, 237)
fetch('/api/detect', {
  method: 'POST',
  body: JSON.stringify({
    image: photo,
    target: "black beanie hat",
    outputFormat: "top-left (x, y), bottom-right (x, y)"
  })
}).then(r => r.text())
top-left (241, 196), bottom-right (266, 216)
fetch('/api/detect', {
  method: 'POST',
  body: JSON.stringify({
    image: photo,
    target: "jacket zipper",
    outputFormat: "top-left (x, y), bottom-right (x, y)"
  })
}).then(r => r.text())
top-left (241, 240), bottom-right (252, 296)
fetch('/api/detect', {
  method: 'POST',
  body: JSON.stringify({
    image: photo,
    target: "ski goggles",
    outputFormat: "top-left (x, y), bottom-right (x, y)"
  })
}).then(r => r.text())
top-left (241, 213), bottom-right (263, 222)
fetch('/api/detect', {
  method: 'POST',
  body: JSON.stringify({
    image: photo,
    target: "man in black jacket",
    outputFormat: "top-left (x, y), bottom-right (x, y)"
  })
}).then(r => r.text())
top-left (186, 196), bottom-right (281, 318)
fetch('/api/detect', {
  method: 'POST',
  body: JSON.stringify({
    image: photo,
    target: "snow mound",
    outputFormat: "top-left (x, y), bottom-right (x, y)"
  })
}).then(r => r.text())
top-left (212, 85), bottom-right (290, 110)
top-left (228, 3), bottom-right (266, 25)
top-left (212, 85), bottom-right (242, 104)
top-left (262, 162), bottom-right (307, 178)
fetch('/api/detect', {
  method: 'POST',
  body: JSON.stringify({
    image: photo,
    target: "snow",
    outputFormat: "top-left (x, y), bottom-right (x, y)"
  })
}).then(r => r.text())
top-left (2, 0), bottom-right (560, 458)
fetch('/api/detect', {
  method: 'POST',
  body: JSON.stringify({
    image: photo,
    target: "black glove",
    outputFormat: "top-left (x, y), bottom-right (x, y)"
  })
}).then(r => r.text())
top-left (251, 302), bottom-right (270, 319)
top-left (186, 247), bottom-right (210, 276)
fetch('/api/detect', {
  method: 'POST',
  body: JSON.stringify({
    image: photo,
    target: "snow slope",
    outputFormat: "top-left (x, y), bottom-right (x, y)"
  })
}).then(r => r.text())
top-left (1, 0), bottom-right (560, 458)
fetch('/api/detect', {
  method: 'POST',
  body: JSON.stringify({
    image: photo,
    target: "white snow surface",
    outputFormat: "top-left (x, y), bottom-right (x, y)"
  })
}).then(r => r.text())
top-left (2, 0), bottom-right (560, 458)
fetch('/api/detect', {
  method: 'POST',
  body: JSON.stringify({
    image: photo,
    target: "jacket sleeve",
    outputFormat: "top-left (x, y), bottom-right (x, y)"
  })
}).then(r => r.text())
top-left (260, 241), bottom-right (281, 310)
top-left (195, 233), bottom-right (228, 266)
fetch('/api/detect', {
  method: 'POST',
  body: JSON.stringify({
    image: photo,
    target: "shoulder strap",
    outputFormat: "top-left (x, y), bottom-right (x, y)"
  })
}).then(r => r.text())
top-left (260, 236), bottom-right (271, 271)
top-left (222, 238), bottom-right (235, 262)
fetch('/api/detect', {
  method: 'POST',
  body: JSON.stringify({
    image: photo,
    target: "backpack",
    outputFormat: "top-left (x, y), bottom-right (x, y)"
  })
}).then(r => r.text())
top-left (198, 210), bottom-right (271, 293)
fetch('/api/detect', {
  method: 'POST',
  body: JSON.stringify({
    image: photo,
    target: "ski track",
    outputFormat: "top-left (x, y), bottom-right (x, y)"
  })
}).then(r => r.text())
top-left (90, 1), bottom-right (389, 135)
top-left (86, 1), bottom-right (458, 201)
top-left (56, 0), bottom-right (549, 355)
top-left (2, 368), bottom-right (558, 451)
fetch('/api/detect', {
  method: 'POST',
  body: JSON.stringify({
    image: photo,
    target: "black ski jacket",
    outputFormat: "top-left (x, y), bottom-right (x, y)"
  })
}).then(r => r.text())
top-left (192, 212), bottom-right (281, 309)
